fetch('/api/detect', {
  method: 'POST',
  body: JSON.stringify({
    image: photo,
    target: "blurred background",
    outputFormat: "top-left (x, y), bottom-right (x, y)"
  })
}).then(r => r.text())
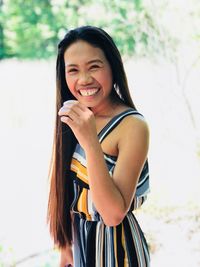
top-left (0, 0), bottom-right (200, 266)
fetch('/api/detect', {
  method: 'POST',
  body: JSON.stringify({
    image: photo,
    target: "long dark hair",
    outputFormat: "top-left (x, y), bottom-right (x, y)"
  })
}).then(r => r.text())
top-left (47, 25), bottom-right (136, 248)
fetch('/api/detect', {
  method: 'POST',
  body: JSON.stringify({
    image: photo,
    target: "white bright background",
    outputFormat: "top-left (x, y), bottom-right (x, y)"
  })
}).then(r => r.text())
top-left (0, 57), bottom-right (200, 267)
top-left (0, 0), bottom-right (200, 266)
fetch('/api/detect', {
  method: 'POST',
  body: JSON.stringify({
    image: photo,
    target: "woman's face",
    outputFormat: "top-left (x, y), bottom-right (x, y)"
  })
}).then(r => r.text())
top-left (64, 40), bottom-right (113, 109)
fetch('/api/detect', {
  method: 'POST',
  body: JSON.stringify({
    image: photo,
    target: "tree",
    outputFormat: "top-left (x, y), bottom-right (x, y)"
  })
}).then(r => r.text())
top-left (3, 0), bottom-right (61, 58)
top-left (0, 0), bottom-right (170, 59)
top-left (0, 0), bottom-right (6, 59)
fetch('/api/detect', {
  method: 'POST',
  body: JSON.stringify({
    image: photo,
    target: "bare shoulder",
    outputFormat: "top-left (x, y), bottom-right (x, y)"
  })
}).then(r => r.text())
top-left (117, 114), bottom-right (150, 149)
top-left (119, 113), bottom-right (149, 135)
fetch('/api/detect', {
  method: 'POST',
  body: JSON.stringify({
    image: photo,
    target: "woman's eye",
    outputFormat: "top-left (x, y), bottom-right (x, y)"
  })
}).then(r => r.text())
top-left (90, 65), bottom-right (100, 70)
top-left (68, 68), bottom-right (78, 73)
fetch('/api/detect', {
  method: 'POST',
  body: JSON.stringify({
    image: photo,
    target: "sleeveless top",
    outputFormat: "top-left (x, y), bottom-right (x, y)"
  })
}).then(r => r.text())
top-left (69, 108), bottom-right (150, 222)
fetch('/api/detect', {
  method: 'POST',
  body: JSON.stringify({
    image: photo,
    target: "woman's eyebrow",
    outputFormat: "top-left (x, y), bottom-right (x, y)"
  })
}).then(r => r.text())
top-left (65, 59), bottom-right (104, 67)
top-left (86, 59), bottom-right (104, 65)
top-left (65, 63), bottom-right (77, 67)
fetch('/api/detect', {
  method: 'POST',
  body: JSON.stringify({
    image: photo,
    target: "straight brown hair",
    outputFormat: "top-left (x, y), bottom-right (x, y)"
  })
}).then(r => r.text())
top-left (47, 26), bottom-right (136, 248)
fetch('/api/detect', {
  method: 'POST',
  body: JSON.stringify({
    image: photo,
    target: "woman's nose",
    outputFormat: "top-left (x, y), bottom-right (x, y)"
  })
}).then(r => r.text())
top-left (78, 72), bottom-right (93, 85)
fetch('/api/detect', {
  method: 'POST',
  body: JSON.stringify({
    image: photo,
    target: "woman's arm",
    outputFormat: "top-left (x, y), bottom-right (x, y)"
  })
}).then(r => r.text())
top-left (59, 101), bottom-right (149, 226)
top-left (85, 116), bottom-right (149, 226)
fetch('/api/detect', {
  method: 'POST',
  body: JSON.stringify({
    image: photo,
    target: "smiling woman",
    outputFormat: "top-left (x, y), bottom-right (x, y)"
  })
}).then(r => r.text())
top-left (64, 40), bottom-right (113, 110)
top-left (47, 26), bottom-right (150, 267)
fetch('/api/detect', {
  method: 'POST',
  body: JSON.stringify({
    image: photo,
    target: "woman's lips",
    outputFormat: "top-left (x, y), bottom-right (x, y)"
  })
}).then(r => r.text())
top-left (79, 88), bottom-right (99, 96)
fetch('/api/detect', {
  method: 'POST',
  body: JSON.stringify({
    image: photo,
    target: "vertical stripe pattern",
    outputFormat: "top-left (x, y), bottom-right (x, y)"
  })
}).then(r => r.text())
top-left (69, 109), bottom-right (150, 266)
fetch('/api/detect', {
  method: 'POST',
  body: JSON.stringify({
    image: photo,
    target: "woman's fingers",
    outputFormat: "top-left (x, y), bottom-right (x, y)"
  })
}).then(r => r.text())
top-left (63, 100), bottom-right (88, 116)
top-left (59, 101), bottom-right (87, 119)
top-left (58, 100), bottom-right (96, 149)
top-left (58, 106), bottom-right (79, 121)
top-left (60, 115), bottom-right (75, 129)
top-left (63, 100), bottom-right (87, 111)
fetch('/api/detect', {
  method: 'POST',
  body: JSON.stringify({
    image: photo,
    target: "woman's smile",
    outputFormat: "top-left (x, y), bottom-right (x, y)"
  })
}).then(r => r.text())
top-left (79, 87), bottom-right (100, 97)
top-left (64, 40), bottom-right (113, 110)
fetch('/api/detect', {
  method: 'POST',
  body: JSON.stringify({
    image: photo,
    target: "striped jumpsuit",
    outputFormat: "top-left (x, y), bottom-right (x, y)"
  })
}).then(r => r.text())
top-left (69, 109), bottom-right (150, 266)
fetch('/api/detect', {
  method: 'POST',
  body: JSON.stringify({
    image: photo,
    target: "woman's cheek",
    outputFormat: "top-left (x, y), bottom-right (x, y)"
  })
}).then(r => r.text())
top-left (66, 76), bottom-right (74, 92)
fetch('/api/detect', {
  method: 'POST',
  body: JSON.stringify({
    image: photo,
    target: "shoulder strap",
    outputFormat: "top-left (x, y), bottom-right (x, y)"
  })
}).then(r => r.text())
top-left (98, 109), bottom-right (144, 143)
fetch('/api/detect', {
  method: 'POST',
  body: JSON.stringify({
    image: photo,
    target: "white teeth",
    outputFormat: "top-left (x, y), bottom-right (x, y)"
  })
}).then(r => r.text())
top-left (79, 89), bottom-right (99, 96)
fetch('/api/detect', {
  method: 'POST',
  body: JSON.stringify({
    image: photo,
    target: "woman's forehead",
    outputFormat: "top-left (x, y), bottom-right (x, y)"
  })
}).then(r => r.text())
top-left (64, 40), bottom-right (107, 65)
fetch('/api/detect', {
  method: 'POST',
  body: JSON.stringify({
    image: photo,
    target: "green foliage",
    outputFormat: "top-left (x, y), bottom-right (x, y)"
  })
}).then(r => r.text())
top-left (0, 0), bottom-right (7, 59)
top-left (2, 0), bottom-right (61, 59)
top-left (0, 0), bottom-right (173, 59)
top-left (79, 0), bottom-right (172, 58)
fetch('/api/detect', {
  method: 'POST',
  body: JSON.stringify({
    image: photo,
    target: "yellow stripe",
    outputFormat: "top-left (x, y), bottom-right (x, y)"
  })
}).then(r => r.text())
top-left (122, 224), bottom-right (129, 267)
top-left (70, 158), bottom-right (89, 184)
top-left (113, 227), bottom-right (118, 267)
top-left (77, 188), bottom-right (92, 220)
top-left (71, 158), bottom-right (87, 175)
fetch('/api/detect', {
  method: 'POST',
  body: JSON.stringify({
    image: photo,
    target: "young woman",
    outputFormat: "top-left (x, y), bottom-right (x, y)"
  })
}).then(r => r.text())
top-left (47, 26), bottom-right (150, 267)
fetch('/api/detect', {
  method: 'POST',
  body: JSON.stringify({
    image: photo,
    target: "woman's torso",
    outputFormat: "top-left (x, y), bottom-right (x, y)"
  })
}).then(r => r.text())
top-left (69, 108), bottom-right (150, 221)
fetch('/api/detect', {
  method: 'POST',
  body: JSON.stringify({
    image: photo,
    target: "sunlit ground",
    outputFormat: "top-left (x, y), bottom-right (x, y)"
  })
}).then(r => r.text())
top-left (0, 58), bottom-right (200, 266)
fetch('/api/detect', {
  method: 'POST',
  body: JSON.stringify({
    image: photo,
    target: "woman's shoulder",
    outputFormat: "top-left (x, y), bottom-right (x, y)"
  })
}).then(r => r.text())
top-left (114, 104), bottom-right (148, 126)
top-left (115, 113), bottom-right (150, 160)
top-left (117, 109), bottom-right (149, 139)
top-left (109, 105), bottom-right (149, 143)
top-left (109, 102), bottom-right (148, 131)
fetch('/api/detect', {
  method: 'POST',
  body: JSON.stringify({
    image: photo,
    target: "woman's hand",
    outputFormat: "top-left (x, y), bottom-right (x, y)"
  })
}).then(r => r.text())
top-left (59, 245), bottom-right (73, 267)
top-left (58, 100), bottom-right (98, 150)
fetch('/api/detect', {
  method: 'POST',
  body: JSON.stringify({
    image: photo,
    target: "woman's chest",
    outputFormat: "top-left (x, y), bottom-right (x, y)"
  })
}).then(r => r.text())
top-left (96, 121), bottom-right (118, 157)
